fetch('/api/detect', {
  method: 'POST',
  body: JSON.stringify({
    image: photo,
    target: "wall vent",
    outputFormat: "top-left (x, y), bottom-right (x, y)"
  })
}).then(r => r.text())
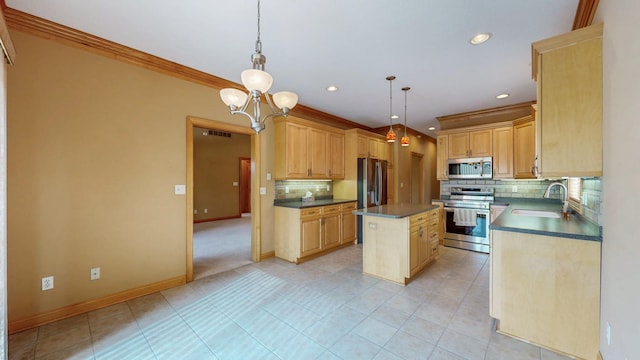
top-left (207, 130), bottom-right (231, 138)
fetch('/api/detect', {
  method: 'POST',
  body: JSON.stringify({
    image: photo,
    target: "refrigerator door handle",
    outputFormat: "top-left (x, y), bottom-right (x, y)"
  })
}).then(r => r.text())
top-left (376, 162), bottom-right (382, 205)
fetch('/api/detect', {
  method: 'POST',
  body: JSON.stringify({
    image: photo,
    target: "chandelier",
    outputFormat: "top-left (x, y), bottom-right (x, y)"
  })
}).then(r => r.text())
top-left (401, 86), bottom-right (410, 147)
top-left (385, 76), bottom-right (397, 143)
top-left (219, 0), bottom-right (298, 133)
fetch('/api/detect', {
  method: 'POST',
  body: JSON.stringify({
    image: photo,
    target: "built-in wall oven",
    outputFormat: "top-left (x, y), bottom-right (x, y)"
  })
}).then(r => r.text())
top-left (443, 187), bottom-right (494, 253)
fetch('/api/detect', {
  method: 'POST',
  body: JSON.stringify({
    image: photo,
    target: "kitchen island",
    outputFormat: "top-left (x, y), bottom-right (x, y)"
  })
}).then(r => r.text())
top-left (353, 203), bottom-right (440, 285)
top-left (489, 201), bottom-right (602, 360)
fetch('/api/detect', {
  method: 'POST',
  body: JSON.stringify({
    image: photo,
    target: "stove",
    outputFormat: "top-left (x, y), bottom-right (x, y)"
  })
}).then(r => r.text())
top-left (442, 187), bottom-right (494, 253)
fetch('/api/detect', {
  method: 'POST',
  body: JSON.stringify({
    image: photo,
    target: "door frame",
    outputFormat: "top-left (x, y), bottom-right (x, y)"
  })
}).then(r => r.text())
top-left (239, 157), bottom-right (251, 214)
top-left (186, 116), bottom-right (261, 282)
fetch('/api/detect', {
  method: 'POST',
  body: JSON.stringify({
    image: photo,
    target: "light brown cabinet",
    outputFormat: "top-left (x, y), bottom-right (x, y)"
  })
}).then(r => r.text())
top-left (448, 129), bottom-right (492, 159)
top-left (362, 207), bottom-right (440, 284)
top-left (274, 117), bottom-right (345, 180)
top-left (491, 230), bottom-right (600, 360)
top-left (436, 135), bottom-right (448, 180)
top-left (275, 202), bottom-right (356, 263)
top-left (532, 23), bottom-right (603, 178)
top-left (357, 134), bottom-right (389, 160)
top-left (491, 127), bottom-right (513, 179)
top-left (513, 116), bottom-right (536, 179)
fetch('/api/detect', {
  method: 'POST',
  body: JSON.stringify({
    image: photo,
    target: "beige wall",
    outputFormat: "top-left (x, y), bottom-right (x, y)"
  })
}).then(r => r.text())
top-left (193, 128), bottom-right (250, 220)
top-left (6, 30), bottom-right (277, 322)
top-left (594, 2), bottom-right (640, 358)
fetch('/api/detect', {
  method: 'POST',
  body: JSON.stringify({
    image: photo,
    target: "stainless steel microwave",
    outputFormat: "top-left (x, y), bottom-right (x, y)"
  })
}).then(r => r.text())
top-left (447, 157), bottom-right (493, 179)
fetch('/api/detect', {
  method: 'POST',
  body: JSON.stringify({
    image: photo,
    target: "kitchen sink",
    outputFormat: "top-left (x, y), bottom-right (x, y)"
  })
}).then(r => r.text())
top-left (511, 209), bottom-right (561, 218)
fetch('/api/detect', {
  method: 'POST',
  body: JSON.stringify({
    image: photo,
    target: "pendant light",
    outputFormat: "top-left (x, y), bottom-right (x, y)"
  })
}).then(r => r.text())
top-left (385, 76), bottom-right (397, 143)
top-left (401, 87), bottom-right (411, 147)
top-left (219, 0), bottom-right (298, 133)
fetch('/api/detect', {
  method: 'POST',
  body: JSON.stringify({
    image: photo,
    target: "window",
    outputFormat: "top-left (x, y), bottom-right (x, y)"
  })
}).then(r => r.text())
top-left (567, 177), bottom-right (582, 213)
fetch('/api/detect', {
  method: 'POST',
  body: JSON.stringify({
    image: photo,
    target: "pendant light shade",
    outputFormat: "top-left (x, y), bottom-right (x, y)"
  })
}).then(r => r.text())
top-left (220, 88), bottom-right (248, 108)
top-left (386, 75), bottom-right (397, 143)
top-left (401, 86), bottom-right (411, 147)
top-left (241, 69), bottom-right (273, 93)
top-left (272, 91), bottom-right (299, 110)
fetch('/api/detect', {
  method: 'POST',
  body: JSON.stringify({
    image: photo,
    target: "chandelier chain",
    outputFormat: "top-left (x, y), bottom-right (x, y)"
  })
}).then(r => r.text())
top-left (255, 0), bottom-right (262, 53)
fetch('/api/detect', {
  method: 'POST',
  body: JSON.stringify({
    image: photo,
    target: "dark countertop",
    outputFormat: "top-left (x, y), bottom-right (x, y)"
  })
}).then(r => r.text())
top-left (353, 203), bottom-right (439, 219)
top-left (274, 197), bottom-right (356, 209)
top-left (490, 200), bottom-right (602, 242)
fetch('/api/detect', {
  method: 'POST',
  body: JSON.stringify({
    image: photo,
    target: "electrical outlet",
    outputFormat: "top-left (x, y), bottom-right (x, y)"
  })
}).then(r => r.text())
top-left (316, 185), bottom-right (320, 191)
top-left (42, 276), bottom-right (54, 291)
top-left (194, 209), bottom-right (198, 214)
top-left (326, 185), bottom-right (330, 191)
top-left (259, 187), bottom-right (266, 195)
top-left (512, 185), bottom-right (518, 193)
top-left (285, 186), bottom-right (289, 194)
top-left (90, 267), bottom-right (101, 281)
top-left (204, 208), bottom-right (208, 214)
top-left (174, 184), bottom-right (186, 195)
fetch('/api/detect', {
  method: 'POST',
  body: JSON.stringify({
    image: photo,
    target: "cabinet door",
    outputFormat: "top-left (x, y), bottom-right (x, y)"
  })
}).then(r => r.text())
top-left (368, 138), bottom-right (380, 159)
top-left (301, 218), bottom-right (322, 256)
top-left (418, 224), bottom-right (430, 266)
top-left (448, 133), bottom-right (469, 159)
top-left (409, 228), bottom-right (420, 275)
top-left (309, 128), bottom-right (328, 178)
top-left (514, 120), bottom-right (536, 179)
top-left (357, 136), bottom-right (368, 157)
top-left (341, 208), bottom-right (357, 244)
top-left (285, 122), bottom-right (310, 178)
top-left (436, 135), bottom-right (449, 180)
top-left (323, 214), bottom-right (341, 249)
top-left (328, 132), bottom-right (345, 179)
top-left (469, 129), bottom-right (492, 157)
top-left (492, 127), bottom-right (513, 178)
top-left (539, 36), bottom-right (602, 177)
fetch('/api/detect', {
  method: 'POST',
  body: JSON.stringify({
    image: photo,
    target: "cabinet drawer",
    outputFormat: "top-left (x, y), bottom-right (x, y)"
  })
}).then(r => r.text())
top-left (410, 213), bottom-right (428, 226)
top-left (301, 207), bottom-right (323, 217)
top-left (341, 202), bottom-right (357, 211)
top-left (323, 205), bottom-right (341, 215)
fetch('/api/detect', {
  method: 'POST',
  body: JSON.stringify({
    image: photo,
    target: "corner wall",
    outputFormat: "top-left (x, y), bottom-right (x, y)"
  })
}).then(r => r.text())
top-left (594, 2), bottom-right (640, 358)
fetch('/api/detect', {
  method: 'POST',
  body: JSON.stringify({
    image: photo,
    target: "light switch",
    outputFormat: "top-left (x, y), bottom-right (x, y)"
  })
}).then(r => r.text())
top-left (266, 172), bottom-right (272, 181)
top-left (233, 182), bottom-right (239, 186)
top-left (259, 187), bottom-right (267, 195)
top-left (174, 185), bottom-right (186, 195)
top-left (368, 222), bottom-right (377, 230)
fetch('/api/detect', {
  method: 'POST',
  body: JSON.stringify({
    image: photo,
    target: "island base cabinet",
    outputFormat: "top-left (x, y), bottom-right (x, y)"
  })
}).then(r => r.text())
top-left (490, 230), bottom-right (600, 360)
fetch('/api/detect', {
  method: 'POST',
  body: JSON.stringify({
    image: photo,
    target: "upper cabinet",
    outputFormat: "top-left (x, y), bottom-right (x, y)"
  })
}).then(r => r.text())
top-left (513, 115), bottom-right (536, 179)
top-left (274, 117), bottom-right (345, 180)
top-left (492, 126), bottom-right (513, 179)
top-left (532, 23), bottom-right (603, 177)
top-left (448, 129), bottom-right (492, 159)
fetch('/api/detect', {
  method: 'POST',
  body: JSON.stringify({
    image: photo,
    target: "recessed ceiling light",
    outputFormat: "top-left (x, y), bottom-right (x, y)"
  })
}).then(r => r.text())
top-left (326, 85), bottom-right (339, 92)
top-left (470, 32), bottom-right (492, 45)
top-left (428, 127), bottom-right (436, 131)
top-left (496, 93), bottom-right (510, 99)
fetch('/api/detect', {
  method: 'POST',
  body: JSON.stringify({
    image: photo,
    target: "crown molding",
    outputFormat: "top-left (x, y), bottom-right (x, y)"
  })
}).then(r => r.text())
top-left (573, 0), bottom-right (600, 30)
top-left (3, 7), bottom-right (365, 131)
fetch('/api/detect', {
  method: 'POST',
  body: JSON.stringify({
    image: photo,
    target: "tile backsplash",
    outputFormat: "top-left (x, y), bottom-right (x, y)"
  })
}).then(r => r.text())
top-left (441, 178), bottom-right (603, 226)
top-left (275, 180), bottom-right (333, 200)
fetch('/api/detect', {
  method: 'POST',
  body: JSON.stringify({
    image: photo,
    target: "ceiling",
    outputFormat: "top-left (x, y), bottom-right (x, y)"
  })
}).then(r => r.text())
top-left (6, 0), bottom-right (580, 136)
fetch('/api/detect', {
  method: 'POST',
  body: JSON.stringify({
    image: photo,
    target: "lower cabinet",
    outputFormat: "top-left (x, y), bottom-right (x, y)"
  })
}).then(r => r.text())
top-left (362, 208), bottom-right (440, 284)
top-left (276, 202), bottom-right (356, 263)
top-left (490, 230), bottom-right (600, 360)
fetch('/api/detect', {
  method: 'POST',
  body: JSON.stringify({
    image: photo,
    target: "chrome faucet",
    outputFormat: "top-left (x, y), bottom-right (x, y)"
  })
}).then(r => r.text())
top-left (543, 182), bottom-right (569, 216)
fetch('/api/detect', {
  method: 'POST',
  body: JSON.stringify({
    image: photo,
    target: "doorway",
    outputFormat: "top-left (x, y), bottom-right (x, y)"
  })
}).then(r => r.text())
top-left (411, 152), bottom-right (424, 204)
top-left (186, 116), bottom-right (262, 282)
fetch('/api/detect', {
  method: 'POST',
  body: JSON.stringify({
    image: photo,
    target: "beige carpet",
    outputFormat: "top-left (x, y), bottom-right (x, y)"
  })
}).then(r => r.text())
top-left (193, 215), bottom-right (252, 280)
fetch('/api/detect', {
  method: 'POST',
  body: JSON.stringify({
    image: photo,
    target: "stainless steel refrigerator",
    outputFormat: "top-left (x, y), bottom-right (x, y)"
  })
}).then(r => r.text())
top-left (357, 158), bottom-right (388, 243)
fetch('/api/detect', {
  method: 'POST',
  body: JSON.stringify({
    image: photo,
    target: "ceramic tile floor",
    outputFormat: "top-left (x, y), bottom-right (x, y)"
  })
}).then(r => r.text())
top-left (9, 245), bottom-right (574, 360)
